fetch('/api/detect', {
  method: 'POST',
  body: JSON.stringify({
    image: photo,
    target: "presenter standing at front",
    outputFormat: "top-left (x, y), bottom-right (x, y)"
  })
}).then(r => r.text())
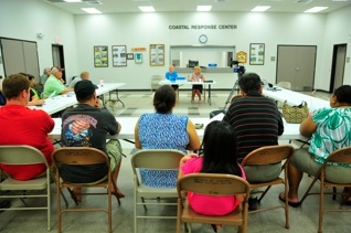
top-left (165, 65), bottom-right (178, 91)
top-left (190, 66), bottom-right (205, 104)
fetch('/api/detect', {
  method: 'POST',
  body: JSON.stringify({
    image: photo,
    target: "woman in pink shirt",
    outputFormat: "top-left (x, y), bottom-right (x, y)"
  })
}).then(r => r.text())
top-left (178, 120), bottom-right (246, 232)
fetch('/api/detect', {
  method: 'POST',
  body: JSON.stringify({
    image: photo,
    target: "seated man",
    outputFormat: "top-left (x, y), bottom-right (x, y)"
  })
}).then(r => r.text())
top-left (223, 72), bottom-right (284, 210)
top-left (43, 66), bottom-right (73, 98)
top-left (69, 71), bottom-right (90, 88)
top-left (279, 85), bottom-right (351, 207)
top-left (0, 74), bottom-right (54, 180)
top-left (61, 80), bottom-right (124, 201)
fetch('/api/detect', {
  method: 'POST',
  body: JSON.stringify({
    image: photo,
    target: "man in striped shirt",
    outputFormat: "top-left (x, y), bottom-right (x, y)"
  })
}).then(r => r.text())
top-left (223, 72), bottom-right (284, 210)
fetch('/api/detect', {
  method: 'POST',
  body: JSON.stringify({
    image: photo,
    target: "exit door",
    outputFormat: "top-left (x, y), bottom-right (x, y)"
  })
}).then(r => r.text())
top-left (52, 44), bottom-right (66, 82)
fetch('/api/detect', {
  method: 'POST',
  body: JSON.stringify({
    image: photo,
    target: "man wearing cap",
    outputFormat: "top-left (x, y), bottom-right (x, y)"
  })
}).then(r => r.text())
top-left (0, 74), bottom-right (54, 180)
top-left (223, 72), bottom-right (284, 210)
top-left (42, 66), bottom-right (73, 98)
top-left (60, 80), bottom-right (124, 201)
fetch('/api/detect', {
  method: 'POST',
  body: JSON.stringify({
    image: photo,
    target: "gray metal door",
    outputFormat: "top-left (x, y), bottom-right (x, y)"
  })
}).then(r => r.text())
top-left (277, 45), bottom-right (316, 91)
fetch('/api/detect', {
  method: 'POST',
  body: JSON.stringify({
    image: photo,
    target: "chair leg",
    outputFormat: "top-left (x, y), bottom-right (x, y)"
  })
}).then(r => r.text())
top-left (141, 197), bottom-right (147, 211)
top-left (318, 184), bottom-right (324, 233)
top-left (300, 178), bottom-right (319, 204)
top-left (56, 178), bottom-right (62, 233)
top-left (332, 187), bottom-right (337, 201)
top-left (47, 171), bottom-right (51, 231)
top-left (108, 184), bottom-right (112, 233)
top-left (257, 186), bottom-right (272, 203)
top-left (111, 176), bottom-right (121, 206)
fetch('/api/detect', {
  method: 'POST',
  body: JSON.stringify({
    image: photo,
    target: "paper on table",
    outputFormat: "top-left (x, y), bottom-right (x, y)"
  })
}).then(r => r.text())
top-left (204, 112), bottom-right (225, 128)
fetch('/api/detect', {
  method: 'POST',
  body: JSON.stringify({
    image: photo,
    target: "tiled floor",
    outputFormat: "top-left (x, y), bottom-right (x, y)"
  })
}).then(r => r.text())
top-left (3, 90), bottom-right (349, 233)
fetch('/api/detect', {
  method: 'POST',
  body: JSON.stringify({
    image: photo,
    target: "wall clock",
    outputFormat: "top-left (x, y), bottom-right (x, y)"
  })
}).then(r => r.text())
top-left (199, 34), bottom-right (208, 43)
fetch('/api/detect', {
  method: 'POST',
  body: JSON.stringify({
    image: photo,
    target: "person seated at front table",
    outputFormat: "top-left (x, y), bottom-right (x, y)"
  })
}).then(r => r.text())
top-left (134, 85), bottom-right (200, 188)
top-left (279, 85), bottom-right (351, 207)
top-left (165, 64), bottom-right (179, 91)
top-left (190, 66), bottom-right (205, 104)
top-left (42, 66), bottom-right (73, 98)
top-left (19, 73), bottom-right (45, 106)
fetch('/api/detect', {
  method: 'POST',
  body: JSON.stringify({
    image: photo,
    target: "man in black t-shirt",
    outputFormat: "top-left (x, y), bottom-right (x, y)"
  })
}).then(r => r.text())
top-left (61, 80), bottom-right (124, 201)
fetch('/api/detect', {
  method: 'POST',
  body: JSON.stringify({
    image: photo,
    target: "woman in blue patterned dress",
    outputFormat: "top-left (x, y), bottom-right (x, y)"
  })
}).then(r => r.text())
top-left (279, 85), bottom-right (351, 206)
top-left (134, 85), bottom-right (201, 187)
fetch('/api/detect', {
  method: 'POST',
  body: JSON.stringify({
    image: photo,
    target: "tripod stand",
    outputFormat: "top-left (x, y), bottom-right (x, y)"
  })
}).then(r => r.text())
top-left (223, 71), bottom-right (243, 110)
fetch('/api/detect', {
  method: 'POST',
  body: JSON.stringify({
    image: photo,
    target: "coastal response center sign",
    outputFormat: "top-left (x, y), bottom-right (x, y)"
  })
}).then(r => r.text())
top-left (169, 24), bottom-right (237, 30)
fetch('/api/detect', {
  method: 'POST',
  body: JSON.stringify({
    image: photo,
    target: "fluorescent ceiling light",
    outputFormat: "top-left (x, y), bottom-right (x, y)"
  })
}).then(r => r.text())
top-left (81, 8), bottom-right (102, 14)
top-left (138, 6), bottom-right (155, 12)
top-left (332, 0), bottom-right (348, 1)
top-left (63, 0), bottom-right (82, 2)
top-left (304, 7), bottom-right (328, 13)
top-left (197, 5), bottom-right (212, 11)
top-left (251, 6), bottom-right (271, 12)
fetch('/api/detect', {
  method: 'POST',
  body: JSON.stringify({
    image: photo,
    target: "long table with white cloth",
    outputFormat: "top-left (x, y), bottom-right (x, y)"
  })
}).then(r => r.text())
top-left (49, 114), bottom-right (306, 141)
top-left (30, 83), bottom-right (125, 115)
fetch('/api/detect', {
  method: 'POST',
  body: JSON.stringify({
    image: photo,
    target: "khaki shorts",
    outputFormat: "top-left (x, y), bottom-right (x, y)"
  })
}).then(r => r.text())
top-left (244, 163), bottom-right (282, 183)
top-left (106, 139), bottom-right (123, 171)
top-left (290, 148), bottom-right (351, 184)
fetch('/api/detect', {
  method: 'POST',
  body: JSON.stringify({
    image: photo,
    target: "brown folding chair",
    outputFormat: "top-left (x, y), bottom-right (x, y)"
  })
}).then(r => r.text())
top-left (240, 145), bottom-right (294, 229)
top-left (176, 173), bottom-right (250, 233)
top-left (299, 147), bottom-right (351, 233)
top-left (52, 147), bottom-right (121, 233)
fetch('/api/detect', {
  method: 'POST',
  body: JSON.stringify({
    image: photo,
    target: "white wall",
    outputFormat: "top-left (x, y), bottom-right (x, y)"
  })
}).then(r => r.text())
top-left (319, 5), bottom-right (351, 90)
top-left (0, 0), bottom-right (78, 80)
top-left (74, 12), bottom-right (327, 89)
top-left (1, 0), bottom-right (350, 91)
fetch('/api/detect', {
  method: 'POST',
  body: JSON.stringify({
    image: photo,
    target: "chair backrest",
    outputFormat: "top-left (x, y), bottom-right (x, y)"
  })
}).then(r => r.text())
top-left (131, 149), bottom-right (185, 170)
top-left (324, 147), bottom-right (351, 165)
top-left (177, 173), bottom-right (250, 197)
top-left (0, 145), bottom-right (49, 167)
top-left (241, 145), bottom-right (294, 166)
top-left (277, 82), bottom-right (292, 90)
top-left (52, 147), bottom-right (109, 167)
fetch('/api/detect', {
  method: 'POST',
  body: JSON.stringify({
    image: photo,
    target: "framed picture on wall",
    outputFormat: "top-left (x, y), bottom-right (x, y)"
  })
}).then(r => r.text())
top-left (127, 53), bottom-right (134, 60)
top-left (150, 44), bottom-right (164, 66)
top-left (112, 45), bottom-right (127, 67)
top-left (135, 53), bottom-right (143, 64)
top-left (94, 45), bottom-right (108, 67)
top-left (249, 43), bottom-right (265, 65)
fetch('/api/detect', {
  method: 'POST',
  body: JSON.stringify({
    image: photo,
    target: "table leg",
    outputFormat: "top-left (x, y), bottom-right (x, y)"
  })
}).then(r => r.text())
top-left (108, 89), bottom-right (125, 107)
top-left (208, 84), bottom-right (211, 105)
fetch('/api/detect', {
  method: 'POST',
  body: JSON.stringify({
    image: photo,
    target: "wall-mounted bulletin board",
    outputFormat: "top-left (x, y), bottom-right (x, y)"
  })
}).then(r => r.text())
top-left (94, 45), bottom-right (108, 67)
top-left (249, 43), bottom-right (265, 65)
top-left (112, 45), bottom-right (127, 67)
top-left (150, 44), bottom-right (164, 66)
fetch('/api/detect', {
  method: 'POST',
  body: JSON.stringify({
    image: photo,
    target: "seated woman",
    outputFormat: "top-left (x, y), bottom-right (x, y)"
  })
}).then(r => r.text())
top-left (279, 85), bottom-right (351, 206)
top-left (178, 121), bottom-right (246, 232)
top-left (134, 85), bottom-right (200, 187)
top-left (190, 66), bottom-right (205, 104)
top-left (20, 73), bottom-right (45, 106)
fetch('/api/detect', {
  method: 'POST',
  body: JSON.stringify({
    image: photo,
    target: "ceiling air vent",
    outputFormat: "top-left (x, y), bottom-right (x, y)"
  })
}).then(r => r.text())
top-left (83, 0), bottom-right (103, 5)
top-left (296, 0), bottom-right (311, 3)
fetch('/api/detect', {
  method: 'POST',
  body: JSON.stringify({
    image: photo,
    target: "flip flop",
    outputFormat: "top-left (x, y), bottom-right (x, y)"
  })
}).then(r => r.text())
top-left (279, 194), bottom-right (300, 208)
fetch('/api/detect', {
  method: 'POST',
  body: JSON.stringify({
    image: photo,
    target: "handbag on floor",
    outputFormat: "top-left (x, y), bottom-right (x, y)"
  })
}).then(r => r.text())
top-left (282, 101), bottom-right (308, 124)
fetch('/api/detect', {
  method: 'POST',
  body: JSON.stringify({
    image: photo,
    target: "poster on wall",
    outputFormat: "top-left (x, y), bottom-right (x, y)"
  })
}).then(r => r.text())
top-left (94, 46), bottom-right (108, 67)
top-left (236, 51), bottom-right (247, 63)
top-left (112, 45), bottom-right (127, 67)
top-left (250, 43), bottom-right (265, 65)
top-left (135, 53), bottom-right (143, 64)
top-left (150, 44), bottom-right (164, 66)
